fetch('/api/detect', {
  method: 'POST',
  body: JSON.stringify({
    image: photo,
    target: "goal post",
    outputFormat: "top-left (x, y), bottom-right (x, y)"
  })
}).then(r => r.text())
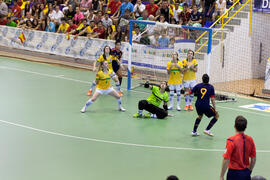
top-left (127, 20), bottom-right (213, 91)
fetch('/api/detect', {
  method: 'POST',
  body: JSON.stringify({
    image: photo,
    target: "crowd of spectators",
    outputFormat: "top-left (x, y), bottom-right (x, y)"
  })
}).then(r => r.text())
top-left (0, 0), bottom-right (231, 47)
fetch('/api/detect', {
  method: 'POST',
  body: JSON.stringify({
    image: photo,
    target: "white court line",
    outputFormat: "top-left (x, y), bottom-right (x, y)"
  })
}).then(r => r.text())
top-left (1, 65), bottom-right (270, 118)
top-left (1, 65), bottom-right (270, 152)
top-left (0, 119), bottom-right (269, 153)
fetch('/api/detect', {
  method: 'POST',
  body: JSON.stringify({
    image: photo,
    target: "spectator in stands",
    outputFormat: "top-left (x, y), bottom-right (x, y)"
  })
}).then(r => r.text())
top-left (118, 9), bottom-right (132, 32)
top-left (94, 10), bottom-right (103, 24)
top-left (105, 25), bottom-right (114, 40)
top-left (167, 175), bottom-right (179, 180)
top-left (168, 18), bottom-right (177, 37)
top-left (0, 14), bottom-right (7, 25)
top-left (0, 0), bottom-right (8, 17)
top-left (157, 0), bottom-right (170, 23)
top-left (189, 5), bottom-right (202, 27)
top-left (132, 26), bottom-right (142, 43)
top-left (51, 5), bottom-right (64, 25)
top-left (107, 0), bottom-right (121, 16)
top-left (133, 0), bottom-right (145, 18)
top-left (119, 0), bottom-right (134, 17)
top-left (6, 17), bottom-right (17, 27)
top-left (32, 18), bottom-right (40, 30)
top-left (215, 0), bottom-right (226, 22)
top-left (220, 116), bottom-right (256, 180)
top-left (179, 3), bottom-right (190, 25)
top-left (57, 17), bottom-right (70, 33)
top-left (150, 32), bottom-right (160, 47)
top-left (111, 25), bottom-right (123, 41)
top-left (74, 6), bottom-right (84, 24)
top-left (92, 20), bottom-right (106, 39)
top-left (91, 0), bottom-right (100, 11)
top-left (146, 0), bottom-right (159, 17)
top-left (204, 0), bottom-right (216, 21)
top-left (252, 176), bottom-right (266, 180)
top-left (25, 20), bottom-right (32, 29)
top-left (73, 18), bottom-right (90, 36)
top-left (80, 0), bottom-right (92, 11)
top-left (11, 0), bottom-right (21, 19)
top-left (137, 10), bottom-right (149, 31)
top-left (45, 16), bottom-right (56, 32)
top-left (86, 9), bottom-right (95, 24)
top-left (158, 30), bottom-right (169, 48)
top-left (64, 5), bottom-right (76, 20)
top-left (24, 11), bottom-right (33, 22)
top-left (168, 37), bottom-right (176, 48)
top-left (173, 1), bottom-right (182, 24)
top-left (101, 12), bottom-right (112, 28)
top-left (67, 18), bottom-right (78, 34)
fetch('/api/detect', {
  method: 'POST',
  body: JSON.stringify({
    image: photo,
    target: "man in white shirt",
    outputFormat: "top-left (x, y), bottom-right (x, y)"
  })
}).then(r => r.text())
top-left (132, 26), bottom-right (142, 43)
top-left (0, 0), bottom-right (8, 16)
top-left (101, 13), bottom-right (112, 28)
top-left (173, 2), bottom-right (182, 23)
top-left (133, 0), bottom-right (145, 18)
top-left (52, 5), bottom-right (64, 24)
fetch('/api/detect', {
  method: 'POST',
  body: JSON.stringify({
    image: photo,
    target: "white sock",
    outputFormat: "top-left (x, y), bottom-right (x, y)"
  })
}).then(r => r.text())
top-left (177, 92), bottom-right (181, 106)
top-left (169, 91), bottom-right (174, 107)
top-left (116, 82), bottom-right (121, 92)
top-left (85, 99), bottom-right (93, 108)
top-left (151, 114), bottom-right (157, 118)
top-left (139, 110), bottom-right (143, 115)
top-left (189, 95), bottom-right (194, 105)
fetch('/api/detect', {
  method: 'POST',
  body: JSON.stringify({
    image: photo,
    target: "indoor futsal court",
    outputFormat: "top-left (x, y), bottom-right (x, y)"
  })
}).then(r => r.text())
top-left (0, 56), bottom-right (269, 180)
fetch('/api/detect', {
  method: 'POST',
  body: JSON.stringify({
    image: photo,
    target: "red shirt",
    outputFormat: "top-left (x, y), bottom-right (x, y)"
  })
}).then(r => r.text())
top-left (108, 0), bottom-right (122, 15)
top-left (0, 18), bottom-right (7, 25)
top-left (223, 133), bottom-right (256, 170)
top-left (145, 4), bottom-right (159, 17)
top-left (67, 24), bottom-right (78, 35)
top-left (93, 27), bottom-right (105, 39)
top-left (11, 5), bottom-right (21, 18)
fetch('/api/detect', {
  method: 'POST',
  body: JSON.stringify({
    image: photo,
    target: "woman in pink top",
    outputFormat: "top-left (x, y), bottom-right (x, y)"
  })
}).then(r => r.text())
top-left (74, 7), bottom-right (84, 25)
top-left (80, 0), bottom-right (92, 10)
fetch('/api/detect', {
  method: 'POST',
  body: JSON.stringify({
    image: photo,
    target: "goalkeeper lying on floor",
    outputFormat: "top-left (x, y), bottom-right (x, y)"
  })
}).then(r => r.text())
top-left (133, 81), bottom-right (171, 119)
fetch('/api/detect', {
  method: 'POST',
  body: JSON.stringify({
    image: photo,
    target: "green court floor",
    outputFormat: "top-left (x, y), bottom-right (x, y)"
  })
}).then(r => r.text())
top-left (0, 57), bottom-right (269, 180)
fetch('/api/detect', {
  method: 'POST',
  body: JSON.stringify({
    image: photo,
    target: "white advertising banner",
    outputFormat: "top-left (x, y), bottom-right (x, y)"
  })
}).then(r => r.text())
top-left (0, 26), bottom-right (195, 70)
top-left (265, 58), bottom-right (270, 90)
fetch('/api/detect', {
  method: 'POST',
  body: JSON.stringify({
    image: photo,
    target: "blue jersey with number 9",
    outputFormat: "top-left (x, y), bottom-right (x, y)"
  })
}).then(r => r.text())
top-left (191, 83), bottom-right (215, 106)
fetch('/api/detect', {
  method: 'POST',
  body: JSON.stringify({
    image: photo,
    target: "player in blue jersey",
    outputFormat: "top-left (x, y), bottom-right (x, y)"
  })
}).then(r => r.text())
top-left (189, 74), bottom-right (219, 137)
top-left (111, 40), bottom-right (124, 96)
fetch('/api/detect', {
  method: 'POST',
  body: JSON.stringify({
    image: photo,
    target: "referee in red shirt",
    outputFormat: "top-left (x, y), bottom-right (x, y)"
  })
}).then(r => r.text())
top-left (220, 116), bottom-right (256, 180)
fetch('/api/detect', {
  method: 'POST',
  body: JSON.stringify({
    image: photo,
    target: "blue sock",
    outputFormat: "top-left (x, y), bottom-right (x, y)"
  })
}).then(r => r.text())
top-left (117, 99), bottom-right (121, 109)
top-left (193, 118), bottom-right (201, 132)
top-left (185, 95), bottom-right (189, 106)
top-left (206, 118), bottom-right (218, 131)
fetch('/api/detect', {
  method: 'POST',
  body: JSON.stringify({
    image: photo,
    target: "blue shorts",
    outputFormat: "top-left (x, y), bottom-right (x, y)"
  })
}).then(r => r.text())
top-left (112, 60), bottom-right (120, 73)
top-left (227, 169), bottom-right (251, 180)
top-left (195, 105), bottom-right (216, 118)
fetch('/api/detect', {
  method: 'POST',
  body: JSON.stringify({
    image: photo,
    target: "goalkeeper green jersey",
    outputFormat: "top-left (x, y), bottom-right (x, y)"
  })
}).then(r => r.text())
top-left (146, 86), bottom-right (169, 107)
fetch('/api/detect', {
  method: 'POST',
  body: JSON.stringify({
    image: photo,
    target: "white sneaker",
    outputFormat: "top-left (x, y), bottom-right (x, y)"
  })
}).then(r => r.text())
top-left (191, 131), bottom-right (200, 136)
top-left (204, 130), bottom-right (214, 137)
top-left (168, 106), bottom-right (173, 110)
top-left (176, 106), bottom-right (181, 111)
top-left (119, 107), bottom-right (126, 112)
top-left (81, 106), bottom-right (86, 113)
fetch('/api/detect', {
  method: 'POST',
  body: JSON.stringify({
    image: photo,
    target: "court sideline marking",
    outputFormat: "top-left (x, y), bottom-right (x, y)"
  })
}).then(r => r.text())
top-left (1, 65), bottom-right (269, 118)
top-left (0, 65), bottom-right (270, 152)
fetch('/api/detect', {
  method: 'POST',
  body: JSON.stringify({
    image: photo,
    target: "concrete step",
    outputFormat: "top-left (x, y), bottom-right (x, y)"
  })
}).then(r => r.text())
top-left (215, 24), bottom-right (234, 32)
top-left (194, 52), bottom-right (205, 60)
top-left (228, 11), bottom-right (248, 18)
top-left (222, 17), bottom-right (241, 25)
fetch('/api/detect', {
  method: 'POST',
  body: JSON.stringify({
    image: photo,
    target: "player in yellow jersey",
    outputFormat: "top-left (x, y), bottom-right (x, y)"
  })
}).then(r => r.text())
top-left (167, 52), bottom-right (184, 111)
top-left (182, 50), bottom-right (198, 111)
top-left (87, 45), bottom-right (117, 95)
top-left (81, 61), bottom-right (125, 112)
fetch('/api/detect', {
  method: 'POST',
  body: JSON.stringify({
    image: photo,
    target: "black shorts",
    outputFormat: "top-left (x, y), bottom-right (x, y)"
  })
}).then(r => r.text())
top-left (227, 169), bottom-right (251, 180)
top-left (138, 100), bottom-right (168, 119)
top-left (112, 60), bottom-right (120, 73)
top-left (196, 105), bottom-right (216, 118)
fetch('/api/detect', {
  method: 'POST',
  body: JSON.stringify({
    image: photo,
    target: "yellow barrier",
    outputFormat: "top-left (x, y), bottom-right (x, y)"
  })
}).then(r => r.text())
top-left (195, 0), bottom-right (252, 54)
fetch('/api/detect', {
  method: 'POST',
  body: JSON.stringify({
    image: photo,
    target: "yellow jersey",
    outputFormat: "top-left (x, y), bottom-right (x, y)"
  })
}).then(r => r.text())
top-left (167, 60), bottom-right (183, 85)
top-left (182, 58), bottom-right (198, 81)
top-left (58, 23), bottom-right (70, 33)
top-left (97, 55), bottom-right (113, 71)
top-left (96, 70), bottom-right (113, 90)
